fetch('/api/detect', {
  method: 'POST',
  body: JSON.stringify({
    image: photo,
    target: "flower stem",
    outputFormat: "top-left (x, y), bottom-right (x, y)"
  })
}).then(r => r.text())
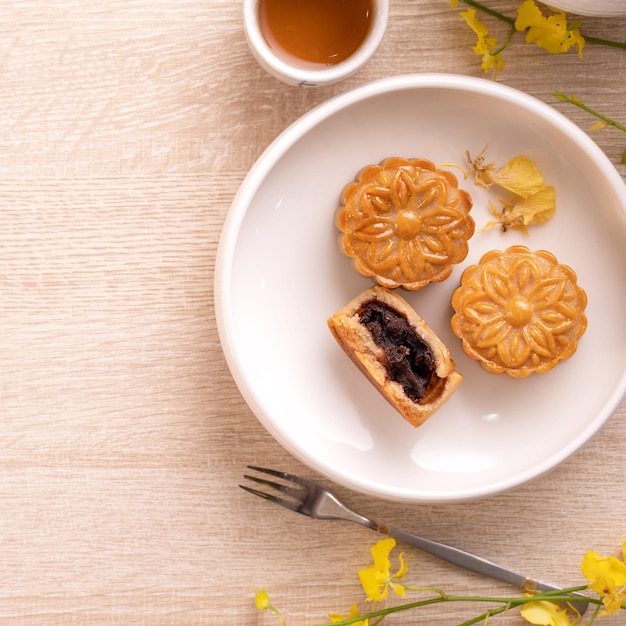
top-left (317, 589), bottom-right (599, 626)
top-left (585, 35), bottom-right (626, 50)
top-left (455, 0), bottom-right (515, 25)
top-left (586, 602), bottom-right (603, 625)
top-left (491, 24), bottom-right (516, 56)
top-left (457, 604), bottom-right (509, 626)
top-left (554, 92), bottom-right (626, 133)
top-left (270, 606), bottom-right (287, 626)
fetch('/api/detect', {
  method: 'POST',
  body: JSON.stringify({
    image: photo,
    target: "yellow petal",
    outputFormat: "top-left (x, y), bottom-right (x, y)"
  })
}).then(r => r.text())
top-left (590, 554), bottom-right (626, 587)
top-left (520, 600), bottom-right (574, 626)
top-left (488, 200), bottom-right (503, 219)
top-left (394, 552), bottom-right (410, 580)
top-left (389, 580), bottom-right (407, 598)
top-left (581, 549), bottom-right (626, 615)
top-left (481, 50), bottom-right (505, 77)
top-left (572, 30), bottom-right (585, 58)
top-left (515, 0), bottom-right (544, 31)
top-left (508, 186), bottom-right (556, 226)
top-left (358, 565), bottom-right (387, 602)
top-left (601, 592), bottom-right (626, 616)
top-left (460, 8), bottom-right (489, 38)
top-left (371, 538), bottom-right (395, 570)
top-left (329, 603), bottom-right (366, 624)
top-left (487, 156), bottom-right (545, 198)
top-left (581, 551), bottom-right (602, 586)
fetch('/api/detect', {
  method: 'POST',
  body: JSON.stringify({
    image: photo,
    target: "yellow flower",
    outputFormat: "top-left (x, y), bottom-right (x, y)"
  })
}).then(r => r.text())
top-left (254, 589), bottom-right (287, 626)
top-left (470, 152), bottom-right (555, 234)
top-left (358, 538), bottom-right (410, 603)
top-left (329, 603), bottom-right (369, 626)
top-left (520, 599), bottom-right (574, 626)
top-left (255, 589), bottom-right (271, 611)
top-left (581, 543), bottom-right (626, 615)
top-left (515, 0), bottom-right (584, 58)
top-left (460, 8), bottom-right (505, 76)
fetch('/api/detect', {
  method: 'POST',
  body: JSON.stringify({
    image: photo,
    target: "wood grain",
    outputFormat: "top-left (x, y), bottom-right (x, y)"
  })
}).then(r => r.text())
top-left (0, 1), bottom-right (624, 624)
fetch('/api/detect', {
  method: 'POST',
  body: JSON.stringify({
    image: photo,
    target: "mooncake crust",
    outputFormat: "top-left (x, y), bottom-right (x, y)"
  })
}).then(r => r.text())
top-left (450, 246), bottom-right (588, 377)
top-left (336, 157), bottom-right (474, 290)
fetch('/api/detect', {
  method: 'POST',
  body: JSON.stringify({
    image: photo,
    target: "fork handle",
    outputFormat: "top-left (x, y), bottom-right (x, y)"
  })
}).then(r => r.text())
top-left (390, 527), bottom-right (526, 587)
top-left (388, 527), bottom-right (587, 612)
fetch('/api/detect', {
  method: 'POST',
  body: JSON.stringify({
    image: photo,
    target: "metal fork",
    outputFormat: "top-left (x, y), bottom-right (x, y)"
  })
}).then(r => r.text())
top-left (241, 465), bottom-right (588, 615)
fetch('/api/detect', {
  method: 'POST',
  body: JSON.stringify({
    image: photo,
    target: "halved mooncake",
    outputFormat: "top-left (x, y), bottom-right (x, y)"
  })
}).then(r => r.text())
top-left (328, 286), bottom-right (463, 427)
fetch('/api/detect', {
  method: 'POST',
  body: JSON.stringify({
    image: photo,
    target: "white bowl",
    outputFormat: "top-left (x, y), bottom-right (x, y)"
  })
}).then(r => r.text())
top-left (215, 74), bottom-right (626, 503)
top-left (541, 0), bottom-right (626, 15)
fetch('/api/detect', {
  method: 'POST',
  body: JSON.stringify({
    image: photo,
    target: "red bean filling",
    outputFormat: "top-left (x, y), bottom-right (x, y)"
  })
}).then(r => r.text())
top-left (359, 300), bottom-right (436, 403)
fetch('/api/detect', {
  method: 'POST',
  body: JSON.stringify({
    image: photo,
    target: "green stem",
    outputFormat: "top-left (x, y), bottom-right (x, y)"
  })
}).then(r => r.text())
top-left (317, 588), bottom-right (600, 626)
top-left (491, 24), bottom-right (516, 56)
top-left (586, 602), bottom-right (603, 625)
top-left (402, 584), bottom-right (447, 597)
top-left (317, 596), bottom-right (449, 625)
top-left (554, 92), bottom-right (626, 133)
top-left (455, 0), bottom-right (515, 25)
top-left (585, 35), bottom-right (626, 50)
top-left (270, 606), bottom-right (287, 626)
top-left (457, 604), bottom-right (509, 626)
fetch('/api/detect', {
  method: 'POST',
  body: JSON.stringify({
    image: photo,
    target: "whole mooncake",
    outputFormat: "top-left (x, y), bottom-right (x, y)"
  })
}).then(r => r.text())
top-left (450, 246), bottom-right (587, 377)
top-left (336, 157), bottom-right (475, 290)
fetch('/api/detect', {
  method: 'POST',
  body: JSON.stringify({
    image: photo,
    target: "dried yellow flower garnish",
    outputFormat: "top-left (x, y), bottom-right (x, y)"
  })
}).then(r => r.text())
top-left (486, 185), bottom-right (555, 234)
top-left (466, 148), bottom-right (556, 234)
top-left (465, 146), bottom-right (495, 188)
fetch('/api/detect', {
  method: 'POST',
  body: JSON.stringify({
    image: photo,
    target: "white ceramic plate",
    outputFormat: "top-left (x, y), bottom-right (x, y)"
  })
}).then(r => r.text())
top-left (215, 74), bottom-right (626, 503)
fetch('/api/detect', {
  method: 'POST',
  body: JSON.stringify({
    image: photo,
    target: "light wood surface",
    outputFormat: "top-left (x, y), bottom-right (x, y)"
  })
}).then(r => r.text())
top-left (1, 2), bottom-right (625, 624)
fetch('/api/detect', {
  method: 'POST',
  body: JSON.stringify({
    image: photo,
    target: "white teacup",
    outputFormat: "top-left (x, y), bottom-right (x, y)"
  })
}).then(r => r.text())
top-left (243, 0), bottom-right (389, 87)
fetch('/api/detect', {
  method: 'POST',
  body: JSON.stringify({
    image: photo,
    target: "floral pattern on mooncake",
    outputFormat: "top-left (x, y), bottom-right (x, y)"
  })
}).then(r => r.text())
top-left (450, 246), bottom-right (587, 377)
top-left (336, 157), bottom-right (474, 290)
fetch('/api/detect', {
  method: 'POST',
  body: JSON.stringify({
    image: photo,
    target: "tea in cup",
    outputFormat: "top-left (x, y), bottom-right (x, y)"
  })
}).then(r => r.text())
top-left (243, 0), bottom-right (389, 87)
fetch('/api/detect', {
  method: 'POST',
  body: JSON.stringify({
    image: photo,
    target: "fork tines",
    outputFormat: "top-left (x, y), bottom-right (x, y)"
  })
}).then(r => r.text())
top-left (240, 465), bottom-right (308, 512)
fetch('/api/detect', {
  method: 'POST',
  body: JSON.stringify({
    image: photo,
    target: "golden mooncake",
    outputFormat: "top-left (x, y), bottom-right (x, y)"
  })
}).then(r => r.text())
top-left (450, 246), bottom-right (587, 377)
top-left (336, 157), bottom-right (474, 290)
top-left (328, 286), bottom-right (463, 427)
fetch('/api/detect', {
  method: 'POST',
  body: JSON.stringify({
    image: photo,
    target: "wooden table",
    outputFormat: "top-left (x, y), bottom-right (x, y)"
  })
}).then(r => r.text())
top-left (1, 2), bottom-right (625, 624)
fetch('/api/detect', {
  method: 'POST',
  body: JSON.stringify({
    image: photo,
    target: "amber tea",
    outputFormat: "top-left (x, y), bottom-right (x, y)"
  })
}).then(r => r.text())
top-left (258, 0), bottom-right (374, 69)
